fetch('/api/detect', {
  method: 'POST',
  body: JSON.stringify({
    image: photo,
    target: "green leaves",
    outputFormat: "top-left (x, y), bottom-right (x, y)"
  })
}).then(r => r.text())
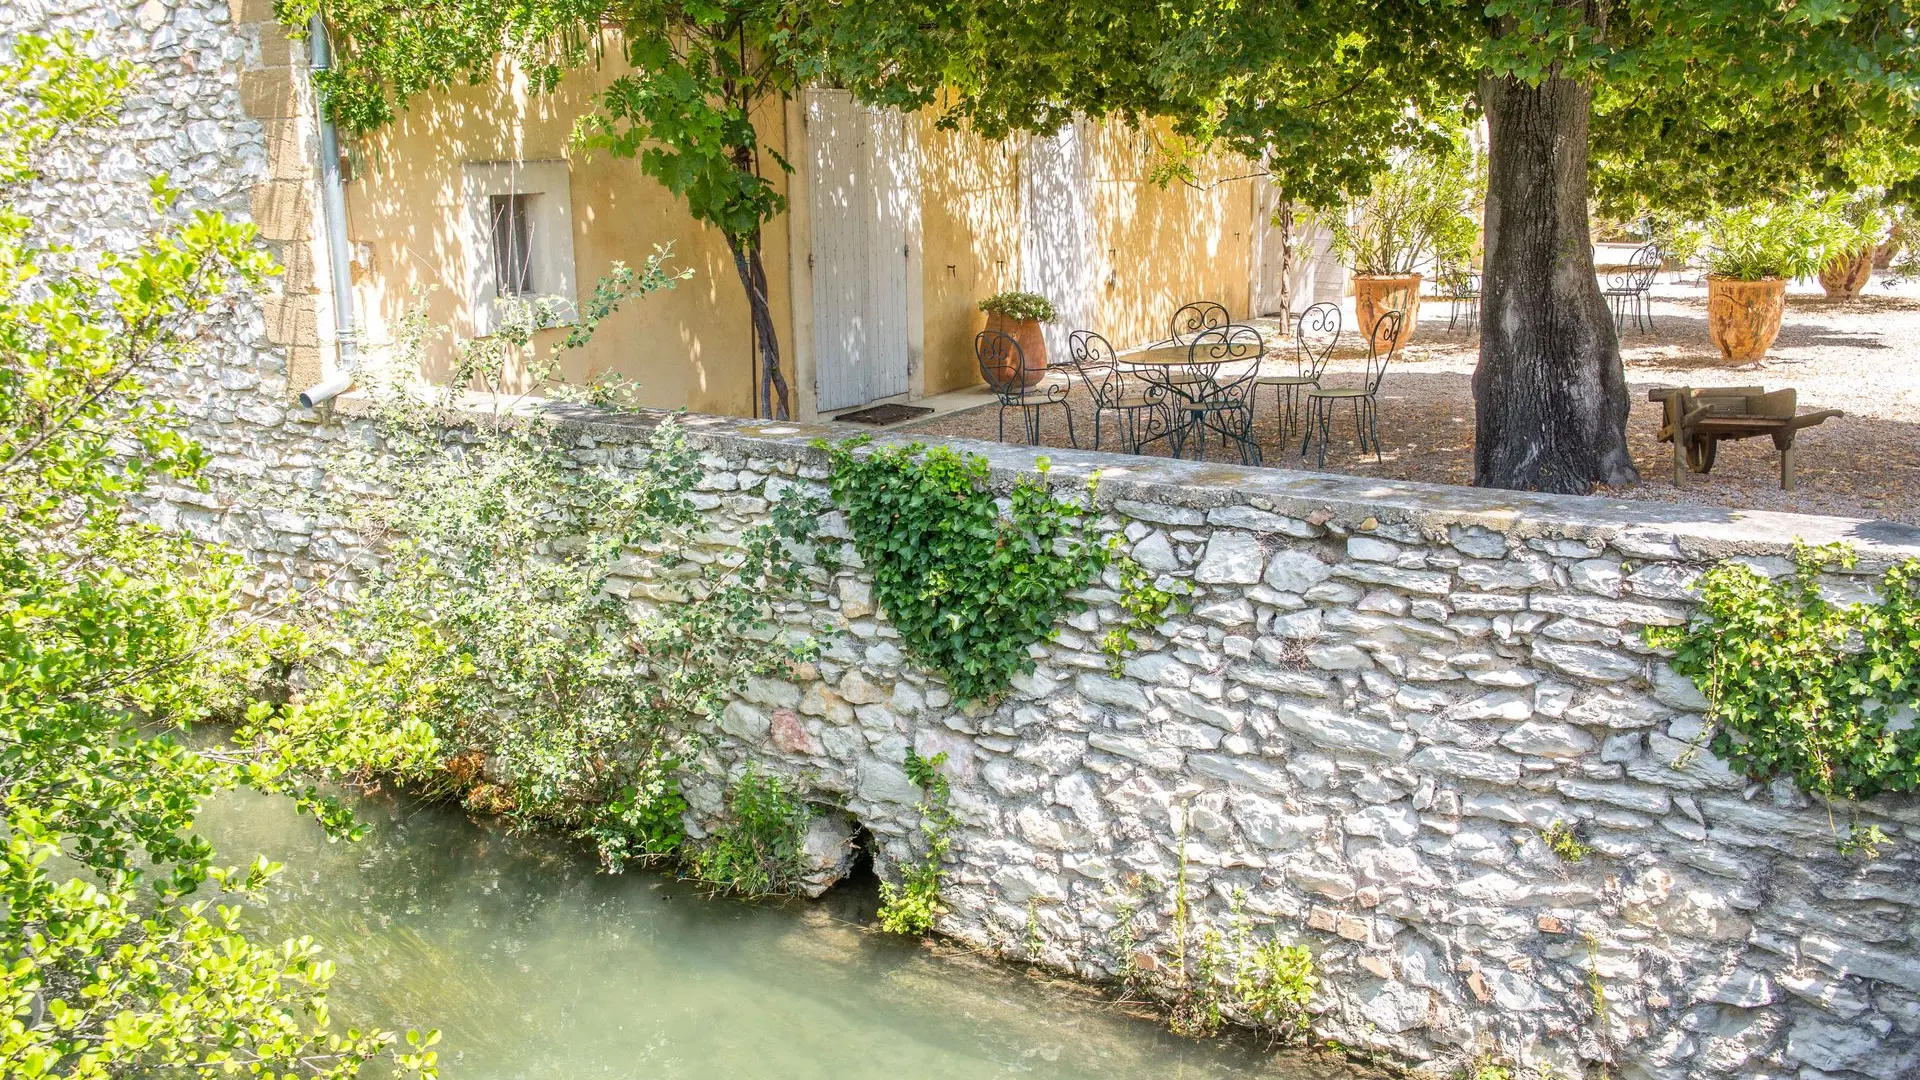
top-left (311, 280), bottom-right (827, 879)
top-left (977, 291), bottom-right (1058, 322)
top-left (877, 748), bottom-right (954, 935)
top-left (1, 37), bottom-right (438, 1078)
top-left (688, 765), bottom-right (812, 897)
top-left (1650, 543), bottom-right (1920, 811)
top-left (820, 438), bottom-right (1109, 704)
top-left (1317, 136), bottom-right (1481, 276)
top-left (1699, 197), bottom-right (1840, 279)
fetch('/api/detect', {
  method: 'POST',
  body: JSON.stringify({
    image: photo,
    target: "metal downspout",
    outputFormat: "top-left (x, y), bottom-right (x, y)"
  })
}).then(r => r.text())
top-left (300, 13), bottom-right (357, 407)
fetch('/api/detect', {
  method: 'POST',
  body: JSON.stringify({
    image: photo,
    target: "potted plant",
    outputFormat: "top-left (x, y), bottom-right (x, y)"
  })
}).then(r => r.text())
top-left (1701, 200), bottom-right (1825, 361)
top-left (978, 290), bottom-right (1057, 387)
top-left (1813, 193), bottom-right (1887, 299)
top-left (1321, 140), bottom-right (1479, 349)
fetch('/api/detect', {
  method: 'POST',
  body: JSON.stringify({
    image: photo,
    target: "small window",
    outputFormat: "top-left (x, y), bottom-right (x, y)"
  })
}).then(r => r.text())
top-left (463, 161), bottom-right (576, 335)
top-left (489, 193), bottom-right (535, 298)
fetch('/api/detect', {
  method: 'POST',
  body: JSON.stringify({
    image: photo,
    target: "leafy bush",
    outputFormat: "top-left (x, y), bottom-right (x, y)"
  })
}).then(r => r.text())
top-left (0, 34), bottom-right (439, 1077)
top-left (1811, 191), bottom-right (1890, 262)
top-left (312, 282), bottom-right (830, 875)
top-left (1649, 543), bottom-right (1920, 805)
top-left (819, 439), bottom-right (1108, 702)
top-left (689, 766), bottom-right (813, 897)
top-left (1320, 138), bottom-right (1480, 276)
top-left (978, 290), bottom-right (1057, 322)
top-left (1702, 199), bottom-right (1830, 280)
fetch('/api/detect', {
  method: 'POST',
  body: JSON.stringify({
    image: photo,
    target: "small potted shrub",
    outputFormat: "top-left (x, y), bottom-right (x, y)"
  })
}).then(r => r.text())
top-left (1814, 193), bottom-right (1887, 299)
top-left (978, 290), bottom-right (1056, 387)
top-left (1321, 139), bottom-right (1479, 349)
top-left (1702, 201), bottom-right (1825, 361)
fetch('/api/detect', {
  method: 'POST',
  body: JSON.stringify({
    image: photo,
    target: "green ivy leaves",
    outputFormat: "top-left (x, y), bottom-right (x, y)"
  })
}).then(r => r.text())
top-left (1651, 542), bottom-right (1920, 805)
top-left (819, 438), bottom-right (1108, 703)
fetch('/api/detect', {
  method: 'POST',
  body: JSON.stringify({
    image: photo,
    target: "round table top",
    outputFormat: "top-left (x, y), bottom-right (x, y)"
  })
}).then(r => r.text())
top-left (1121, 343), bottom-right (1249, 366)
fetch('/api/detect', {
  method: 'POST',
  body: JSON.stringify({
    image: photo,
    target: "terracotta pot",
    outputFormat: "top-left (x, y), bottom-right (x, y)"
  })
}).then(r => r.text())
top-left (1818, 249), bottom-right (1873, 298)
top-left (1352, 273), bottom-right (1423, 350)
top-left (983, 312), bottom-right (1048, 389)
top-left (1705, 276), bottom-right (1786, 361)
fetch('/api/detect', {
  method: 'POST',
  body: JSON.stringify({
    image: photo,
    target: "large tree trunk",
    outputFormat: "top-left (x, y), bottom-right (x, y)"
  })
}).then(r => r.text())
top-left (1472, 69), bottom-right (1636, 493)
top-left (727, 230), bottom-right (791, 420)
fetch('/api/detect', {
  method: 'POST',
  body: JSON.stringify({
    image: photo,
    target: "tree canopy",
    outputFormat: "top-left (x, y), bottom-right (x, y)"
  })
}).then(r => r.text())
top-left (292, 0), bottom-right (1918, 489)
top-left (807, 0), bottom-right (1920, 212)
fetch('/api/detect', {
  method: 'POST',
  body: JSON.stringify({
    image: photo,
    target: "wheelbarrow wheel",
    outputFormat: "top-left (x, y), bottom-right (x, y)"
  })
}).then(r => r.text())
top-left (1685, 435), bottom-right (1718, 474)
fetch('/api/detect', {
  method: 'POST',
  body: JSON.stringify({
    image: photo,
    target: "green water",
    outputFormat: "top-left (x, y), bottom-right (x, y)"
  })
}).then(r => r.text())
top-left (199, 790), bottom-right (1358, 1079)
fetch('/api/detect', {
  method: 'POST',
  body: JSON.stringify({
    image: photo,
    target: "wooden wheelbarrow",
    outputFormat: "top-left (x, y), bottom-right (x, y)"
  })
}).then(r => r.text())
top-left (1648, 386), bottom-right (1842, 491)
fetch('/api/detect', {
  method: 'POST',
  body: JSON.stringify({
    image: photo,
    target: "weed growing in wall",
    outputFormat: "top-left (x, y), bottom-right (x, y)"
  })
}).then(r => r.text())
top-left (1541, 821), bottom-right (1590, 863)
top-left (1158, 814), bottom-right (1318, 1040)
top-left (877, 748), bottom-right (955, 935)
top-left (819, 438), bottom-right (1108, 702)
top-left (1101, 551), bottom-right (1181, 676)
top-left (690, 765), bottom-right (813, 897)
top-left (1232, 935), bottom-right (1318, 1039)
top-left (1651, 543), bottom-right (1920, 836)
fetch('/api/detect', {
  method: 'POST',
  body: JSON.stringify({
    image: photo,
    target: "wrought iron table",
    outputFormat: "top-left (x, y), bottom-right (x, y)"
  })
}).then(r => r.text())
top-left (1120, 340), bottom-right (1263, 463)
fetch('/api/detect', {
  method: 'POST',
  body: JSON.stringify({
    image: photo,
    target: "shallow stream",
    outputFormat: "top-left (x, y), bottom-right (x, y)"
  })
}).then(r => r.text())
top-left (199, 790), bottom-right (1362, 1079)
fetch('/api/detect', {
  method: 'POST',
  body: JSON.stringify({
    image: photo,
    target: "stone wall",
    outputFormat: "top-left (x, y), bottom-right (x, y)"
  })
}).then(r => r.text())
top-left (472, 411), bottom-right (1920, 1080)
top-left (9, 2), bottom-right (1920, 1078)
top-left (172, 398), bottom-right (1920, 1080)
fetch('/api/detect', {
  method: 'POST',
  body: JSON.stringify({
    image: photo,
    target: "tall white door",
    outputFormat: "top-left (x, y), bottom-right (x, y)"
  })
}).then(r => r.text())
top-left (1252, 184), bottom-right (1347, 316)
top-left (807, 90), bottom-right (918, 413)
top-left (1021, 122), bottom-right (1097, 360)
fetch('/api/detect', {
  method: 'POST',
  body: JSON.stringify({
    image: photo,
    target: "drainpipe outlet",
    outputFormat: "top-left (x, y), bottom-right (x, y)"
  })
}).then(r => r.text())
top-left (298, 372), bottom-right (354, 409)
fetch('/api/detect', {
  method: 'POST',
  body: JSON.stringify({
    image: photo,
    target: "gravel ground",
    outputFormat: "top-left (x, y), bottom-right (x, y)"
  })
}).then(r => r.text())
top-left (907, 277), bottom-right (1920, 524)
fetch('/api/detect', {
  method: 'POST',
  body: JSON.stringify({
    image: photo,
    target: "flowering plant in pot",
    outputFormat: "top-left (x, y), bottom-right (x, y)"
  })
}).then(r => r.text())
top-left (1812, 192), bottom-right (1888, 298)
top-left (1701, 200), bottom-right (1826, 360)
top-left (978, 290), bottom-right (1057, 387)
top-left (1321, 139), bottom-right (1479, 348)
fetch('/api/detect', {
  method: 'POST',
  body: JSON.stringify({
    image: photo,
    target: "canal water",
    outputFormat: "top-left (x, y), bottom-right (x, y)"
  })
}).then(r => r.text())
top-left (199, 789), bottom-right (1360, 1079)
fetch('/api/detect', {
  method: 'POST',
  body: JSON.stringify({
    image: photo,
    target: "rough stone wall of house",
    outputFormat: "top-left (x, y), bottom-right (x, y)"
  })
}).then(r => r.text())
top-left (9, 3), bottom-right (1920, 1080)
top-left (4, 0), bottom-right (351, 601)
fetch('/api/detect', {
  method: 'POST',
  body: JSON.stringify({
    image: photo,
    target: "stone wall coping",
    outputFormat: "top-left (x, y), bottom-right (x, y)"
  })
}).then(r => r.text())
top-left (339, 394), bottom-right (1920, 565)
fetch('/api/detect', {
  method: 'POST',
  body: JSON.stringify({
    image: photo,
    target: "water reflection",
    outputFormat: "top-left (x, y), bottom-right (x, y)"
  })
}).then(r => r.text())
top-left (200, 790), bottom-right (1362, 1079)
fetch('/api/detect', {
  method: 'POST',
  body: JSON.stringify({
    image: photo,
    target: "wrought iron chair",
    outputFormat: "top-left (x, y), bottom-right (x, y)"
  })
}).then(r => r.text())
top-left (1255, 302), bottom-right (1339, 443)
top-left (977, 329), bottom-right (1076, 447)
top-left (1166, 301), bottom-right (1232, 345)
top-left (1440, 265), bottom-right (1482, 333)
top-left (1603, 244), bottom-right (1661, 332)
top-left (1068, 330), bottom-right (1164, 454)
top-left (1158, 302), bottom-right (1232, 390)
top-left (1302, 309), bottom-right (1402, 467)
top-left (1153, 324), bottom-right (1264, 465)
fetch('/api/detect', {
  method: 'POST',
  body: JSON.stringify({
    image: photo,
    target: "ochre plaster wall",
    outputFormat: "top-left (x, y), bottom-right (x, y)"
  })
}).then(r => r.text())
top-left (345, 68), bottom-right (1257, 413)
top-left (340, 50), bottom-right (792, 418)
top-left (916, 116), bottom-right (1259, 397)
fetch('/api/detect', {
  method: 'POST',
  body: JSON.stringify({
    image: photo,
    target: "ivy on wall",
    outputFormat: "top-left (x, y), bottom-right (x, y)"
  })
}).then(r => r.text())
top-left (1651, 543), bottom-right (1920, 805)
top-left (819, 438), bottom-right (1108, 702)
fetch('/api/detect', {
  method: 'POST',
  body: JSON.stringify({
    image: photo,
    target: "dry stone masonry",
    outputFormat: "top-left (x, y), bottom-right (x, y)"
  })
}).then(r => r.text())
top-left (9, 0), bottom-right (1920, 1077)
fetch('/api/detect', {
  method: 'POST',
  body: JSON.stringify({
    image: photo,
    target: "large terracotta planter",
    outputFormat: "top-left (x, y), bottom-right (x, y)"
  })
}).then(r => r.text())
top-left (983, 312), bottom-right (1048, 388)
top-left (1706, 276), bottom-right (1786, 361)
top-left (1352, 273), bottom-right (1423, 350)
top-left (1818, 250), bottom-right (1873, 298)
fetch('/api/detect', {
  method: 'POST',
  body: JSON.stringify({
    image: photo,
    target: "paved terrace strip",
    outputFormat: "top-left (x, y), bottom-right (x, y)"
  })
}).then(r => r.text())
top-left (518, 401), bottom-right (1920, 566)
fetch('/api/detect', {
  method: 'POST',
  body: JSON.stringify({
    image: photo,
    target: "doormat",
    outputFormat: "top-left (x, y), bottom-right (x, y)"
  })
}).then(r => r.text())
top-left (832, 403), bottom-right (934, 426)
